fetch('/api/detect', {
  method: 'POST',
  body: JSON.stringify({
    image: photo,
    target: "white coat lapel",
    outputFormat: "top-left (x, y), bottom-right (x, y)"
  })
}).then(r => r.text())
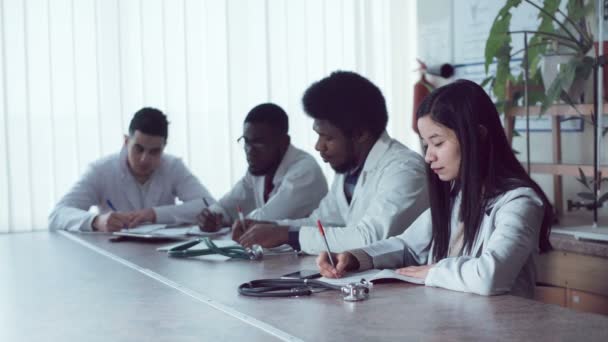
top-left (471, 204), bottom-right (496, 257)
top-left (335, 174), bottom-right (351, 218)
top-left (121, 178), bottom-right (141, 210)
top-left (145, 172), bottom-right (165, 209)
top-left (253, 175), bottom-right (265, 207)
top-left (347, 170), bottom-right (367, 214)
top-left (347, 132), bottom-right (389, 214)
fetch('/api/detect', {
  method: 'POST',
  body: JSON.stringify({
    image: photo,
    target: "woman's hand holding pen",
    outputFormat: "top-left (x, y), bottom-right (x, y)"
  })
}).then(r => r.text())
top-left (316, 252), bottom-right (359, 278)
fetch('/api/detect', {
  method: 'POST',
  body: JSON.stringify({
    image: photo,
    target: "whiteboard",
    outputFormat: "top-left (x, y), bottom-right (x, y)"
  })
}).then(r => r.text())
top-left (453, 0), bottom-right (542, 64)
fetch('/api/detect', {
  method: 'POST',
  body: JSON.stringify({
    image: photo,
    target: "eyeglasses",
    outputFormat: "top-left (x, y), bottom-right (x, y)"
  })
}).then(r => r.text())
top-left (237, 136), bottom-right (272, 150)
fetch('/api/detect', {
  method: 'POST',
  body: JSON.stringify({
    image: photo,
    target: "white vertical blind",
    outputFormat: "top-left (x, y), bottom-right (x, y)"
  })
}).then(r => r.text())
top-left (0, 0), bottom-right (418, 232)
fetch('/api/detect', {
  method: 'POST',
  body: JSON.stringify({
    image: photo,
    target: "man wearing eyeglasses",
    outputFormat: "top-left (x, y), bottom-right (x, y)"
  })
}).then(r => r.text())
top-left (197, 103), bottom-right (328, 231)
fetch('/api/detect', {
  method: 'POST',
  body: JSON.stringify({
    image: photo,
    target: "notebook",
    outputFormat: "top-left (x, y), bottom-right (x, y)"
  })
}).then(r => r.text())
top-left (318, 269), bottom-right (425, 286)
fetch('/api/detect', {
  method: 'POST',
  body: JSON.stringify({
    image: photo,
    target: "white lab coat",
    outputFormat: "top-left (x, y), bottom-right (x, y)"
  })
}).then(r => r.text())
top-left (362, 187), bottom-right (544, 298)
top-left (209, 144), bottom-right (328, 223)
top-left (48, 147), bottom-right (215, 231)
top-left (279, 131), bottom-right (429, 254)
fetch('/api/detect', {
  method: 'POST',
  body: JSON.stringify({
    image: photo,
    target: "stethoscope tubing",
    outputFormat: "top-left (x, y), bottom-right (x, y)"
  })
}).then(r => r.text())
top-left (238, 278), bottom-right (342, 297)
top-left (167, 238), bottom-right (252, 259)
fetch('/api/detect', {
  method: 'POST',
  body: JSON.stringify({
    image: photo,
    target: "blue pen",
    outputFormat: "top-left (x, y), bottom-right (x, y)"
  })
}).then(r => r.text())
top-left (203, 198), bottom-right (210, 207)
top-left (106, 199), bottom-right (117, 211)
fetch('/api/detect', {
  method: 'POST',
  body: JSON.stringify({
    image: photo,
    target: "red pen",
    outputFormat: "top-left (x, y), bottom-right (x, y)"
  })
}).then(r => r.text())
top-left (317, 220), bottom-right (335, 268)
top-left (237, 206), bottom-right (246, 223)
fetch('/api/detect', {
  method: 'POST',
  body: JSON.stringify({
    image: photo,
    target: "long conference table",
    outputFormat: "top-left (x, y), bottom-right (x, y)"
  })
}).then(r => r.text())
top-left (2, 231), bottom-right (608, 342)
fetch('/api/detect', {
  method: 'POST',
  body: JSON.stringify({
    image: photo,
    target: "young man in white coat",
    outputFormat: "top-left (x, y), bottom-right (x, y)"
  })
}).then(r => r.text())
top-left (234, 71), bottom-right (429, 254)
top-left (49, 107), bottom-right (214, 232)
top-left (197, 103), bottom-right (328, 231)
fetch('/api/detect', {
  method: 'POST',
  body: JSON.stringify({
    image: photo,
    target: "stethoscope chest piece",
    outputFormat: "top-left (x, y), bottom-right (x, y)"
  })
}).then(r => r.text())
top-left (246, 244), bottom-right (264, 260)
top-left (341, 279), bottom-right (373, 302)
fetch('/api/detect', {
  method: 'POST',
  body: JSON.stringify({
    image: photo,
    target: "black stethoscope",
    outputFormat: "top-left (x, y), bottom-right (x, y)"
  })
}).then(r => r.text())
top-left (238, 278), bottom-right (373, 301)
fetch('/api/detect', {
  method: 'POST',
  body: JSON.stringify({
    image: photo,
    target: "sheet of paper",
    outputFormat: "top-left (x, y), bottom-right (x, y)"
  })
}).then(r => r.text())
top-left (186, 226), bottom-right (231, 237)
top-left (318, 269), bottom-right (380, 286)
top-left (122, 224), bottom-right (167, 234)
top-left (264, 244), bottom-right (295, 255)
top-left (318, 269), bottom-right (425, 286)
top-left (120, 225), bottom-right (230, 238)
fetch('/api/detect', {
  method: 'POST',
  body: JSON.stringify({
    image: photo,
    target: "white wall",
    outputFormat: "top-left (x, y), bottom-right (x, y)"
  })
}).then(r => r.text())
top-left (0, 0), bottom-right (420, 232)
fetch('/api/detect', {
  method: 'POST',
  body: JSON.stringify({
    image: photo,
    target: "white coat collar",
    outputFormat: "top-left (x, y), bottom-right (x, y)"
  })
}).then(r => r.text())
top-left (340, 131), bottom-right (392, 211)
top-left (267, 144), bottom-right (298, 186)
top-left (361, 131), bottom-right (392, 173)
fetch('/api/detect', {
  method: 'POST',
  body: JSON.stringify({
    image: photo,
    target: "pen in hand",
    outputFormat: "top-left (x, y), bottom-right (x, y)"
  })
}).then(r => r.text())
top-left (317, 220), bottom-right (336, 268)
top-left (203, 198), bottom-right (209, 207)
top-left (106, 199), bottom-right (117, 212)
top-left (105, 199), bottom-right (128, 231)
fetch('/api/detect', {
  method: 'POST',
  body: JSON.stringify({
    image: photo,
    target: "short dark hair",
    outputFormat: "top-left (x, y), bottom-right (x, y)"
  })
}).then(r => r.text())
top-left (302, 71), bottom-right (388, 138)
top-left (129, 107), bottom-right (169, 140)
top-left (244, 103), bottom-right (289, 134)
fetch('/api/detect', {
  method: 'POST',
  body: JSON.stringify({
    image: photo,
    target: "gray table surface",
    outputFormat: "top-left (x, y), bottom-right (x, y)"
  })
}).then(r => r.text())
top-left (0, 232), bottom-right (278, 342)
top-left (3, 231), bottom-right (608, 341)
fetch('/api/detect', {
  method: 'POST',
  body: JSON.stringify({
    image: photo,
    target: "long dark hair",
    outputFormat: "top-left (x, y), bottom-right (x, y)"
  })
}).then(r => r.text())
top-left (416, 79), bottom-right (552, 262)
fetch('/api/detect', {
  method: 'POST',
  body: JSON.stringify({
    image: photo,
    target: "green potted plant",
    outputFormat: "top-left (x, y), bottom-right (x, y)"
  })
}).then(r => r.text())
top-left (569, 168), bottom-right (608, 210)
top-left (484, 0), bottom-right (595, 114)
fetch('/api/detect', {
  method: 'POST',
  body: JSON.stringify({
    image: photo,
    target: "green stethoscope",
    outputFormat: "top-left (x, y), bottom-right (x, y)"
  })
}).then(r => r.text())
top-left (167, 237), bottom-right (264, 260)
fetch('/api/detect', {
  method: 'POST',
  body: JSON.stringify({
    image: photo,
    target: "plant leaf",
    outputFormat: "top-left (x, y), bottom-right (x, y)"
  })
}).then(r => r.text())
top-left (566, 0), bottom-right (594, 23)
top-left (577, 192), bottom-right (595, 200)
top-left (576, 167), bottom-right (591, 190)
top-left (540, 57), bottom-right (578, 114)
top-left (494, 49), bottom-right (514, 102)
top-left (558, 89), bottom-right (578, 113)
top-left (484, 0), bottom-right (521, 74)
top-left (526, 70), bottom-right (546, 106)
top-left (526, 0), bottom-right (557, 74)
top-left (480, 76), bottom-right (494, 88)
top-left (598, 192), bottom-right (608, 205)
top-left (575, 55), bottom-right (594, 82)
